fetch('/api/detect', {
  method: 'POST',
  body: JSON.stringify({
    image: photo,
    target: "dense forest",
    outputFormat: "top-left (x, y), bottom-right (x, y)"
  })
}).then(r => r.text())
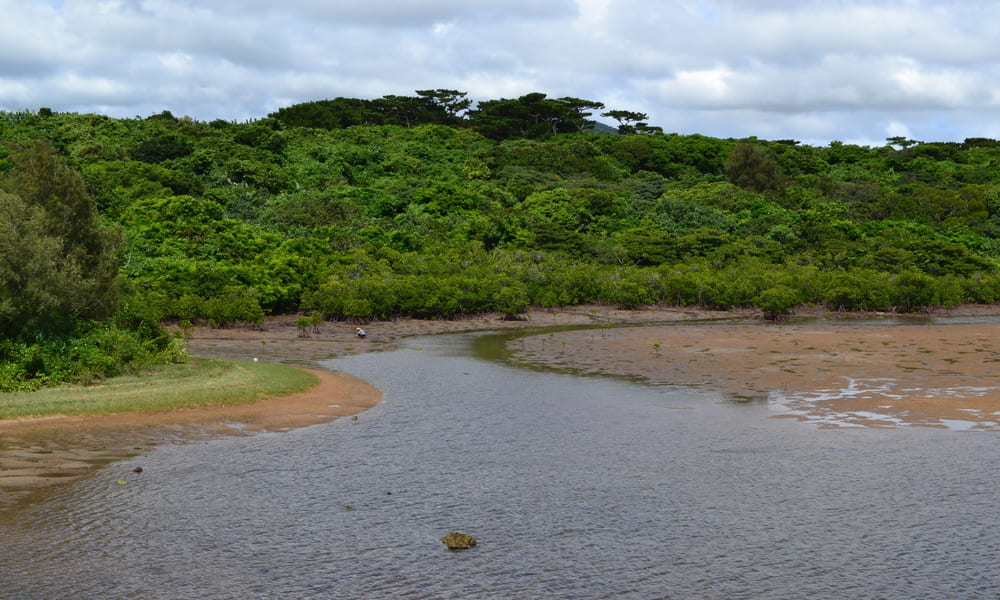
top-left (3, 89), bottom-right (1000, 389)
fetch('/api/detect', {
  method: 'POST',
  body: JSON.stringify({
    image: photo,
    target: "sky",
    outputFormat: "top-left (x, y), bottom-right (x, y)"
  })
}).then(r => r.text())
top-left (2, 0), bottom-right (999, 147)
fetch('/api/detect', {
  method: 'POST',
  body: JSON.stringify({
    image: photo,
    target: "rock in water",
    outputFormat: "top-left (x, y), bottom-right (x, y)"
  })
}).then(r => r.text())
top-left (440, 532), bottom-right (477, 550)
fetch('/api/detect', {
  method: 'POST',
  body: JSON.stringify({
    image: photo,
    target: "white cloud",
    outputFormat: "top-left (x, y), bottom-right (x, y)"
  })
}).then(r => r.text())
top-left (889, 59), bottom-right (981, 108)
top-left (1, 0), bottom-right (999, 143)
top-left (886, 120), bottom-right (915, 141)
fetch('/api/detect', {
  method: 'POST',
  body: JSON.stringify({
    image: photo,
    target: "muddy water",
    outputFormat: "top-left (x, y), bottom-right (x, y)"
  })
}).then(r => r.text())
top-left (1, 332), bottom-right (998, 599)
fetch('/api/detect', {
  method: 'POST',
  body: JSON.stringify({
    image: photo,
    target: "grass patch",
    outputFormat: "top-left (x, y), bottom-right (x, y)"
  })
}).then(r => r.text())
top-left (0, 358), bottom-right (318, 420)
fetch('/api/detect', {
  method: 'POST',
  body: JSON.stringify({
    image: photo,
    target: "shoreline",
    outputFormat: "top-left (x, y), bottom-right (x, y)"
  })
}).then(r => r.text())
top-left (0, 369), bottom-right (379, 512)
top-left (2, 303), bottom-right (731, 511)
top-left (3, 303), bottom-right (1000, 510)
top-left (509, 316), bottom-right (1000, 429)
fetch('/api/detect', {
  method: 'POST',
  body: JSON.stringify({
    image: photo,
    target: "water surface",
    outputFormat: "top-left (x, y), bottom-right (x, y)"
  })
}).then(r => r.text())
top-left (2, 332), bottom-right (998, 599)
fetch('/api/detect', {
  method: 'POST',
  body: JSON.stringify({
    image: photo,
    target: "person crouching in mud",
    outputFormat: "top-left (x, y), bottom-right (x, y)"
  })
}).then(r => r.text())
top-left (355, 327), bottom-right (367, 340)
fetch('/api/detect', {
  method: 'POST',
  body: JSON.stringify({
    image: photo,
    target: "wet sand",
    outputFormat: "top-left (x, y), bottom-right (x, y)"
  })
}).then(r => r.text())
top-left (508, 313), bottom-right (1000, 429)
top-left (0, 370), bottom-right (379, 511)
top-left (3, 304), bottom-right (999, 510)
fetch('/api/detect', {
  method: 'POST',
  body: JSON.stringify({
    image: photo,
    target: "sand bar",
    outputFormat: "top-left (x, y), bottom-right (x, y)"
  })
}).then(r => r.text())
top-left (507, 313), bottom-right (1000, 430)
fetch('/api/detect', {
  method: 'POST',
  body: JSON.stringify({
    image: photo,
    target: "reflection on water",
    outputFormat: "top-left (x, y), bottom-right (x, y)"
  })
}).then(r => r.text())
top-left (769, 376), bottom-right (1000, 429)
top-left (2, 333), bottom-right (999, 599)
top-left (723, 391), bottom-right (772, 405)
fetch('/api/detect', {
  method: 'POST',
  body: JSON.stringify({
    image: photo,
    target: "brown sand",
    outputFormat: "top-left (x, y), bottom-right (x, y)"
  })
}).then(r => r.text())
top-left (508, 311), bottom-right (1000, 430)
top-left (0, 369), bottom-right (378, 510)
top-left (3, 303), bottom-right (999, 510)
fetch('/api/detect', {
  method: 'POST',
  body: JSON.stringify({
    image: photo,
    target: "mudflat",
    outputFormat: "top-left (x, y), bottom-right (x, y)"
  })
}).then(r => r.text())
top-left (508, 314), bottom-right (1000, 429)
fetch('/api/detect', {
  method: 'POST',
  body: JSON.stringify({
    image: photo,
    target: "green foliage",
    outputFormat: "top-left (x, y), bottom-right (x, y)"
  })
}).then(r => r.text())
top-left (617, 227), bottom-right (681, 265)
top-left (133, 131), bottom-right (193, 163)
top-left (595, 133), bottom-right (731, 178)
top-left (755, 285), bottom-right (800, 318)
top-left (470, 93), bottom-right (577, 140)
top-left (0, 316), bottom-right (186, 392)
top-left (668, 181), bottom-right (762, 213)
top-left (492, 281), bottom-right (529, 318)
top-left (83, 160), bottom-right (202, 215)
top-left (601, 110), bottom-right (650, 135)
top-left (3, 96), bottom-right (1000, 357)
top-left (0, 141), bottom-right (124, 336)
top-left (203, 290), bottom-right (266, 326)
top-left (264, 189), bottom-right (362, 233)
top-left (269, 98), bottom-right (374, 129)
top-left (725, 142), bottom-right (787, 193)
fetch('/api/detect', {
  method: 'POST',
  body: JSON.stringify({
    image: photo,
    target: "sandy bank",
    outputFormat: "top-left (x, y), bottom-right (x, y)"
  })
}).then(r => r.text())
top-left (179, 302), bottom-right (1000, 430)
top-left (507, 310), bottom-right (1000, 430)
top-left (0, 369), bottom-right (379, 511)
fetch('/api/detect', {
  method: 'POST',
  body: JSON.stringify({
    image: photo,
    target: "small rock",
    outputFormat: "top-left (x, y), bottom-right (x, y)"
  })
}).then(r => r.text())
top-left (440, 532), bottom-right (477, 550)
top-left (116, 479), bottom-right (127, 486)
top-left (132, 467), bottom-right (143, 474)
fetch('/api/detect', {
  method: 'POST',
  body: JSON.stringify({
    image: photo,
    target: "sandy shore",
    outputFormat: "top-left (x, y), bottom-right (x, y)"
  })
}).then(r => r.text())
top-left (0, 369), bottom-right (379, 511)
top-left (3, 303), bottom-right (1000, 510)
top-left (508, 314), bottom-right (1000, 429)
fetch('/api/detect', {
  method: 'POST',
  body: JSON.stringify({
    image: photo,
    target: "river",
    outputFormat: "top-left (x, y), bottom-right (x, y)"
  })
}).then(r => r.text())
top-left (1, 330), bottom-right (998, 599)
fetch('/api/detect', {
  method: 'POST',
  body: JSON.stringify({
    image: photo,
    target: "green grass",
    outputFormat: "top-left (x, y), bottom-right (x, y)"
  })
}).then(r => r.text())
top-left (0, 358), bottom-right (319, 420)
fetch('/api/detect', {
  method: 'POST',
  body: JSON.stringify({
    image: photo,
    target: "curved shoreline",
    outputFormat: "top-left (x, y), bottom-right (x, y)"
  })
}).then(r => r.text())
top-left (0, 369), bottom-right (380, 512)
top-left (509, 318), bottom-right (1000, 429)
top-left (4, 303), bottom-right (1000, 511)
top-left (3, 304), bottom-right (725, 511)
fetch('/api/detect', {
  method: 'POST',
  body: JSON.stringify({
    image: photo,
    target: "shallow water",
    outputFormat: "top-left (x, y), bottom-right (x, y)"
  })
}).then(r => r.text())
top-left (2, 332), bottom-right (999, 599)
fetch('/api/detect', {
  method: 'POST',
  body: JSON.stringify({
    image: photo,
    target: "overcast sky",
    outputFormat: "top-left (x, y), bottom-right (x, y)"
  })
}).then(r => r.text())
top-left (2, 0), bottom-right (999, 147)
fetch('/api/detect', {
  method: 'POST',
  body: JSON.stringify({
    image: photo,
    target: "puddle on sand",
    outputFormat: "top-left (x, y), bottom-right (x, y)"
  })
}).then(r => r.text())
top-left (769, 376), bottom-right (1000, 430)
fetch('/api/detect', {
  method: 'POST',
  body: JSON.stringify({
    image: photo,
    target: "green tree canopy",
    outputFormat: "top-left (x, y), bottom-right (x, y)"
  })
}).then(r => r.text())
top-left (0, 141), bottom-right (123, 335)
top-left (601, 110), bottom-right (650, 135)
top-left (725, 143), bottom-right (787, 193)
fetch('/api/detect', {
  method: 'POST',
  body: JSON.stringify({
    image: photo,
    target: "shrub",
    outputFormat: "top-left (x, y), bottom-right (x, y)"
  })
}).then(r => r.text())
top-left (0, 321), bottom-right (187, 392)
top-left (755, 285), bottom-right (800, 319)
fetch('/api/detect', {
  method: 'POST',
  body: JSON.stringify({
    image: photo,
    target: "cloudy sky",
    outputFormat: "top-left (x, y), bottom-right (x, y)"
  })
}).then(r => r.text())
top-left (2, 0), bottom-right (999, 146)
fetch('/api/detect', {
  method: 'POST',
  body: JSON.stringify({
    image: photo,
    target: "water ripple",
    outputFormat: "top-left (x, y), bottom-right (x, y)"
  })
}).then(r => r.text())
top-left (2, 334), bottom-right (999, 599)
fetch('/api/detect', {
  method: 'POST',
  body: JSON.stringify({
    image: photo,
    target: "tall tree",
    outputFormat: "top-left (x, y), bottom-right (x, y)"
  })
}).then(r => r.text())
top-left (268, 98), bottom-right (376, 129)
top-left (416, 89), bottom-right (471, 122)
top-left (556, 97), bottom-right (606, 133)
top-left (372, 95), bottom-right (427, 127)
top-left (601, 110), bottom-right (650, 135)
top-left (0, 141), bottom-right (123, 335)
top-left (469, 93), bottom-right (583, 139)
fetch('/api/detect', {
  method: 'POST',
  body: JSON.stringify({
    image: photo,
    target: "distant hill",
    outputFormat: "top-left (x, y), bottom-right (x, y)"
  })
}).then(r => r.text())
top-left (584, 120), bottom-right (620, 134)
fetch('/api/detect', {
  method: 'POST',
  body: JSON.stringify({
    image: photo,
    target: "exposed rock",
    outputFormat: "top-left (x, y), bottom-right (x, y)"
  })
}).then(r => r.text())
top-left (440, 532), bottom-right (477, 550)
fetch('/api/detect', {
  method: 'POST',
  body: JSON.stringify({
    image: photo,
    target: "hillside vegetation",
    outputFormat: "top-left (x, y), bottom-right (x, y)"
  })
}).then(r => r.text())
top-left (3, 91), bottom-right (1000, 388)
